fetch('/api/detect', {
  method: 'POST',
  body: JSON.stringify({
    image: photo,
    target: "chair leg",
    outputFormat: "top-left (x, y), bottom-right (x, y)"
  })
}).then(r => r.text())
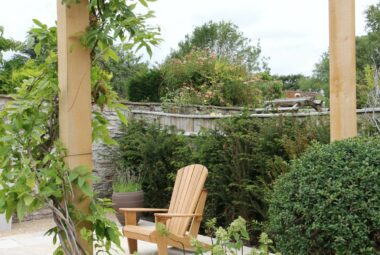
top-left (127, 238), bottom-right (137, 254)
top-left (156, 238), bottom-right (168, 255)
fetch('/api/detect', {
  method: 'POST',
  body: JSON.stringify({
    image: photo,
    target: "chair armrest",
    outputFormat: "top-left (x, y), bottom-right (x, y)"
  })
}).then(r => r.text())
top-left (154, 213), bottom-right (202, 218)
top-left (119, 208), bottom-right (168, 213)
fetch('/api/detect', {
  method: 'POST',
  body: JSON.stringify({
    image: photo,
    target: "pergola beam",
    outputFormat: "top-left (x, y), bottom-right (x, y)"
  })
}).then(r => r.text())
top-left (57, 0), bottom-right (93, 253)
top-left (329, 0), bottom-right (357, 141)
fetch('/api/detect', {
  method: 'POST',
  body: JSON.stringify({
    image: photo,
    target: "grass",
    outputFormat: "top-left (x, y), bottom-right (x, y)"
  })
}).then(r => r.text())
top-left (112, 182), bottom-right (142, 192)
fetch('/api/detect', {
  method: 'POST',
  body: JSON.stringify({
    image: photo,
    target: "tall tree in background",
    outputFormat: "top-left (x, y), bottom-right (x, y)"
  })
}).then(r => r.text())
top-left (365, 3), bottom-right (380, 97)
top-left (170, 21), bottom-right (268, 73)
top-left (0, 27), bottom-right (25, 94)
top-left (101, 45), bottom-right (148, 98)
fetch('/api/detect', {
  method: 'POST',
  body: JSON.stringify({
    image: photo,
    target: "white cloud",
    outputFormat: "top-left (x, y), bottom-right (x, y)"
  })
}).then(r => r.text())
top-left (0, 0), bottom-right (378, 75)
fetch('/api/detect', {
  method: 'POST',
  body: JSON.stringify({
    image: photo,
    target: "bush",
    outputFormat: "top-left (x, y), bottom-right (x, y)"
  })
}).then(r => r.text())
top-left (117, 116), bottom-right (329, 243)
top-left (193, 116), bottom-right (329, 242)
top-left (160, 49), bottom-right (282, 107)
top-left (117, 121), bottom-right (191, 208)
top-left (127, 69), bottom-right (162, 102)
top-left (268, 137), bottom-right (380, 254)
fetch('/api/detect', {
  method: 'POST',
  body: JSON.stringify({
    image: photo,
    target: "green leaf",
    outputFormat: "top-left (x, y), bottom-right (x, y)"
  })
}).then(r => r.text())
top-left (73, 165), bottom-right (90, 176)
top-left (116, 110), bottom-right (128, 126)
top-left (145, 44), bottom-right (153, 58)
top-left (23, 195), bottom-right (34, 206)
top-left (138, 0), bottom-right (148, 7)
top-left (104, 48), bottom-right (119, 62)
top-left (5, 199), bottom-right (15, 222)
top-left (78, 177), bottom-right (85, 188)
top-left (34, 42), bottom-right (42, 56)
top-left (69, 171), bottom-right (79, 182)
top-left (26, 176), bottom-right (35, 189)
top-left (81, 182), bottom-right (93, 197)
top-left (32, 19), bottom-right (46, 29)
top-left (16, 200), bottom-right (26, 221)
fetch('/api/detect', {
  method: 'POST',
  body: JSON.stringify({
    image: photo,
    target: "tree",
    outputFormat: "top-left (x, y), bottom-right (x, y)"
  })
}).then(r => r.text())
top-left (272, 74), bottom-right (305, 90)
top-left (170, 21), bottom-right (268, 73)
top-left (0, 27), bottom-right (25, 94)
top-left (101, 45), bottom-right (148, 98)
top-left (312, 52), bottom-right (329, 85)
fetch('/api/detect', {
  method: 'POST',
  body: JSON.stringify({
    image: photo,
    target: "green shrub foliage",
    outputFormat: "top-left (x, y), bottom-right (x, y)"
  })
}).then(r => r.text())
top-left (117, 121), bottom-right (192, 208)
top-left (127, 69), bottom-right (162, 102)
top-left (118, 116), bottom-right (329, 241)
top-left (159, 49), bottom-right (283, 107)
top-left (268, 137), bottom-right (380, 254)
top-left (194, 116), bottom-right (329, 240)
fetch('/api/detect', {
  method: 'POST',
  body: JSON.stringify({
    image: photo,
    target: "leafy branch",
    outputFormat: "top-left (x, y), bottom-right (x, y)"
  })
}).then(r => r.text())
top-left (0, 0), bottom-right (160, 254)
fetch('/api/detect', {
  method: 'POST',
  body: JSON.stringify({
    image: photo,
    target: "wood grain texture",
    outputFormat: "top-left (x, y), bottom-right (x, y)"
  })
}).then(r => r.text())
top-left (329, 0), bottom-right (357, 141)
top-left (122, 164), bottom-right (208, 254)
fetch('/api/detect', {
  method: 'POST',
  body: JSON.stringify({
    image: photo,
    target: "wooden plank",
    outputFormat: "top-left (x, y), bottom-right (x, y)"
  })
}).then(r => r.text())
top-left (57, 0), bottom-right (93, 253)
top-left (329, 0), bottom-right (357, 141)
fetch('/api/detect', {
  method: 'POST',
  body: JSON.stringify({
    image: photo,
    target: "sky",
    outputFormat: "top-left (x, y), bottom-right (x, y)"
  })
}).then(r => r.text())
top-left (0, 0), bottom-right (378, 75)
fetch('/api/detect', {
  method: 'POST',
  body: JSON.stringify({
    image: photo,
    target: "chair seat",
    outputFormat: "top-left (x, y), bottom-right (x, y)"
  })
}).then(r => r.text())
top-left (123, 225), bottom-right (156, 243)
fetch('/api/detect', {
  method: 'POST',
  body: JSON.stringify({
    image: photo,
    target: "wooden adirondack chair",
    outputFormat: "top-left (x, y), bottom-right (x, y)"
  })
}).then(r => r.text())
top-left (120, 164), bottom-right (209, 255)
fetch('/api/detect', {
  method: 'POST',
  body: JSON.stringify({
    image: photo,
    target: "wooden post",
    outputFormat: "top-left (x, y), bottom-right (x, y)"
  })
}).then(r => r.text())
top-left (57, 0), bottom-right (93, 253)
top-left (329, 0), bottom-right (357, 141)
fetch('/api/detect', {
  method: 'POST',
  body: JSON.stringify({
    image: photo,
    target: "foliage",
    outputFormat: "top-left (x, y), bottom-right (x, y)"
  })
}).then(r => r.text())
top-left (117, 116), bottom-right (330, 243)
top-left (71, 0), bottom-right (161, 58)
top-left (117, 121), bottom-right (192, 208)
top-left (0, 42), bottom-right (122, 254)
top-left (102, 45), bottom-right (148, 98)
top-left (251, 233), bottom-right (281, 255)
top-left (193, 115), bottom-right (329, 242)
top-left (191, 217), bottom-right (280, 255)
top-left (311, 2), bottom-right (380, 108)
top-left (0, 54), bottom-right (28, 94)
top-left (192, 217), bottom-right (249, 255)
top-left (0, 26), bottom-right (20, 64)
top-left (112, 182), bottom-right (142, 192)
top-left (160, 49), bottom-right (281, 107)
top-left (0, 27), bottom-right (25, 94)
top-left (127, 68), bottom-right (162, 102)
top-left (0, 0), bottom-right (161, 253)
top-left (311, 50), bottom-right (373, 108)
top-left (268, 137), bottom-right (380, 254)
top-left (272, 74), bottom-right (305, 91)
top-left (170, 20), bottom-right (268, 73)
top-left (313, 52), bottom-right (329, 85)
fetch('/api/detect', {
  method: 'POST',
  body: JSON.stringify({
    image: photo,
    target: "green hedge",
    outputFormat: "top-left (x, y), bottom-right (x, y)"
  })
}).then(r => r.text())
top-left (116, 116), bottom-right (329, 242)
top-left (268, 137), bottom-right (380, 254)
top-left (127, 69), bottom-right (162, 102)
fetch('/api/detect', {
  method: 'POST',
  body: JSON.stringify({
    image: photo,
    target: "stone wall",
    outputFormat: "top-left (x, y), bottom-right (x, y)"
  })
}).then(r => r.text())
top-left (92, 109), bottom-right (124, 198)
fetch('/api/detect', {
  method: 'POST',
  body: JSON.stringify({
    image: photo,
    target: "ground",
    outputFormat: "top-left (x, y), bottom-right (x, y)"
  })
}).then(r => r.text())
top-left (0, 215), bottom-right (252, 255)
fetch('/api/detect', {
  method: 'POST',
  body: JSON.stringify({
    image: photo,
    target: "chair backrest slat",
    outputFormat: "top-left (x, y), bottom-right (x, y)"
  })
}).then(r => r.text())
top-left (167, 164), bottom-right (208, 236)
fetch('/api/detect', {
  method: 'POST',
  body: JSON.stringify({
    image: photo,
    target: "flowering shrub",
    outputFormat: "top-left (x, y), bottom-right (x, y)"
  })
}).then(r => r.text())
top-left (160, 49), bottom-right (282, 107)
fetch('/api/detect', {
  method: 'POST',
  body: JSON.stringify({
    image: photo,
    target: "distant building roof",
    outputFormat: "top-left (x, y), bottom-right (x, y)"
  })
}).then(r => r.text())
top-left (285, 90), bottom-right (321, 99)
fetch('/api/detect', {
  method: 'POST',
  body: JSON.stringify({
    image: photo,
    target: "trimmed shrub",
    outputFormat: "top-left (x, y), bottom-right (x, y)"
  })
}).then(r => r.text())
top-left (268, 137), bottom-right (380, 254)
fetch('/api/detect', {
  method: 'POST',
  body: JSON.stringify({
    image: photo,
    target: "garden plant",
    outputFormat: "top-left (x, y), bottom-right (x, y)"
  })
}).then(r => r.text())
top-left (0, 0), bottom-right (160, 254)
top-left (268, 137), bottom-right (380, 254)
